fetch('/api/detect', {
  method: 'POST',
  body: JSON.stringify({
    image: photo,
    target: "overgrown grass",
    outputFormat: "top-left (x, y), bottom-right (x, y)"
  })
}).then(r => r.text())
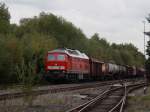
top-left (15, 60), bottom-right (37, 106)
top-left (126, 89), bottom-right (150, 112)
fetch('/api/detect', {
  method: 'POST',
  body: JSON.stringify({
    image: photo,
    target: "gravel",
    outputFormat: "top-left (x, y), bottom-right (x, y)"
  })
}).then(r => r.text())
top-left (0, 85), bottom-right (109, 112)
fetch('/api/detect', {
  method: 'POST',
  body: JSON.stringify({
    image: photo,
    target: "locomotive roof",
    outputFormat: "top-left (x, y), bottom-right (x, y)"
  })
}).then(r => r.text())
top-left (48, 48), bottom-right (89, 59)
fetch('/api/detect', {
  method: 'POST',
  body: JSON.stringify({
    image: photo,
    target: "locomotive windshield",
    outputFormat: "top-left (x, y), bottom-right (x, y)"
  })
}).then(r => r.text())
top-left (48, 54), bottom-right (55, 61)
top-left (48, 54), bottom-right (65, 61)
top-left (57, 55), bottom-right (65, 61)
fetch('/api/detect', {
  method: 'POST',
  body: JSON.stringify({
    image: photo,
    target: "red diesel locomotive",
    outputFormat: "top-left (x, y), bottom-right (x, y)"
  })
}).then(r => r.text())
top-left (44, 48), bottom-right (145, 81)
top-left (44, 48), bottom-right (90, 80)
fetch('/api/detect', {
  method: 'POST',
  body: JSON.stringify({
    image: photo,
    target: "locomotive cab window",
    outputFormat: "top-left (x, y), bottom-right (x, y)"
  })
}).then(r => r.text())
top-left (57, 55), bottom-right (65, 61)
top-left (48, 54), bottom-right (55, 61)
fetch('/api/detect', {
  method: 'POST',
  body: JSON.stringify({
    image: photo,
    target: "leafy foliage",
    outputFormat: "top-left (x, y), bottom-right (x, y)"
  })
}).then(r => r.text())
top-left (146, 15), bottom-right (150, 75)
top-left (0, 3), bottom-right (10, 35)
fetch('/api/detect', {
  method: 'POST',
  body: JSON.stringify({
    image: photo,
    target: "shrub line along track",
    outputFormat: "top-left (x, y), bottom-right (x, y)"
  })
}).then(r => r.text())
top-left (66, 82), bottom-right (147, 112)
top-left (0, 79), bottom-right (141, 101)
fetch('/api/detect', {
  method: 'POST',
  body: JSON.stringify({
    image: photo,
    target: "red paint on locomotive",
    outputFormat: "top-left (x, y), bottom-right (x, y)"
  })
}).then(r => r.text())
top-left (44, 48), bottom-right (90, 80)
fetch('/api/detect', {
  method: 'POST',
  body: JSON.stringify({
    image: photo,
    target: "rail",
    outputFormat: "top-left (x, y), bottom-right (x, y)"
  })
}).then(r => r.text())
top-left (0, 79), bottom-right (132, 101)
top-left (66, 82), bottom-right (147, 112)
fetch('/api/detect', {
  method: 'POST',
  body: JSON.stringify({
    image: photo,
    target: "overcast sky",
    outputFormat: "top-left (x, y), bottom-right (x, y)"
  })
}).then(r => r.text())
top-left (1, 0), bottom-right (150, 53)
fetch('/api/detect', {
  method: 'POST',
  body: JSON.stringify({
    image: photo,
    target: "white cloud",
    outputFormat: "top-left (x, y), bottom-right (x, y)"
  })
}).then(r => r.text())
top-left (1, 0), bottom-right (150, 53)
top-left (8, 4), bottom-right (41, 24)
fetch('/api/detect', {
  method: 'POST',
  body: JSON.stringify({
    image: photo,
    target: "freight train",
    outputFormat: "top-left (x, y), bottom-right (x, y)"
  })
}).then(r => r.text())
top-left (44, 48), bottom-right (145, 81)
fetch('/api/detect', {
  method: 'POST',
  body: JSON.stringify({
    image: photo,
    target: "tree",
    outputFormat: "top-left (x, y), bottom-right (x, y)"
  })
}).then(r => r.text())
top-left (0, 3), bottom-right (10, 35)
top-left (146, 40), bottom-right (150, 74)
top-left (146, 41), bottom-right (150, 56)
top-left (145, 14), bottom-right (150, 75)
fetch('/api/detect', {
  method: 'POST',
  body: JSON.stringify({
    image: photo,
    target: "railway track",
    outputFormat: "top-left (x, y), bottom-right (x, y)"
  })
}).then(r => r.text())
top-left (0, 80), bottom-right (125, 101)
top-left (67, 82), bottom-right (146, 112)
top-left (0, 79), bottom-right (141, 101)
